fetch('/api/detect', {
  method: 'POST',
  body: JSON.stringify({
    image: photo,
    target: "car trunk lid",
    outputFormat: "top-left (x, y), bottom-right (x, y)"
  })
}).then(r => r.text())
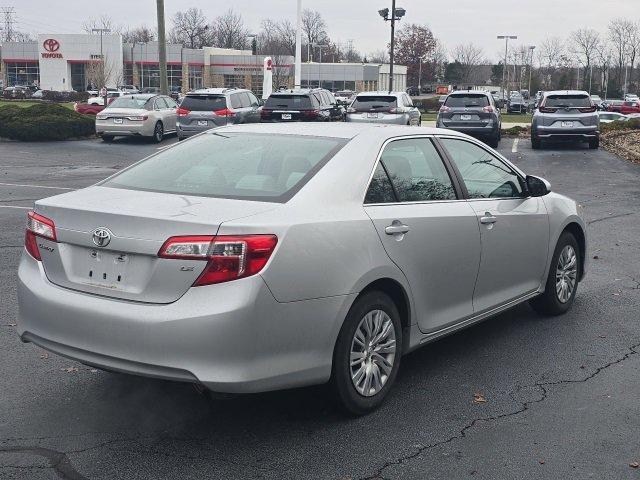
top-left (34, 186), bottom-right (278, 304)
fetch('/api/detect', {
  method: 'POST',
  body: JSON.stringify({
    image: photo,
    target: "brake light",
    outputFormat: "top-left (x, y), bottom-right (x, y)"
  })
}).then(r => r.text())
top-left (213, 108), bottom-right (236, 117)
top-left (439, 105), bottom-right (451, 113)
top-left (25, 211), bottom-right (56, 261)
top-left (482, 105), bottom-right (495, 113)
top-left (158, 234), bottom-right (278, 286)
top-left (538, 106), bottom-right (558, 113)
top-left (177, 107), bottom-right (190, 116)
top-left (578, 106), bottom-right (597, 113)
top-left (303, 109), bottom-right (320, 117)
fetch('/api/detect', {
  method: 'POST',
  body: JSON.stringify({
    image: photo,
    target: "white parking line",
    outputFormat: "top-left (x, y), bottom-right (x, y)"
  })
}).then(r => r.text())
top-left (511, 138), bottom-right (519, 153)
top-left (0, 182), bottom-right (74, 191)
top-left (0, 205), bottom-right (31, 210)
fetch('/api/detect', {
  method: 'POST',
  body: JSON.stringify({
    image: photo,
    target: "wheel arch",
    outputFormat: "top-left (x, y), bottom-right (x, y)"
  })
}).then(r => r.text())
top-left (562, 222), bottom-right (586, 281)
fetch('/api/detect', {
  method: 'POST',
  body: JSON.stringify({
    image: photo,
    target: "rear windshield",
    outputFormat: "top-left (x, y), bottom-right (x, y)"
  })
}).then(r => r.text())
top-left (180, 95), bottom-right (227, 111)
top-left (544, 95), bottom-right (591, 108)
top-left (108, 97), bottom-right (149, 109)
top-left (351, 96), bottom-right (397, 111)
top-left (444, 94), bottom-right (489, 107)
top-left (102, 133), bottom-right (347, 202)
top-left (264, 95), bottom-right (313, 109)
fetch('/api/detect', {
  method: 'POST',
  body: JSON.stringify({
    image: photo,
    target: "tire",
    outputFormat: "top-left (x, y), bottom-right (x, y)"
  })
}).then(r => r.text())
top-left (588, 137), bottom-right (599, 149)
top-left (331, 291), bottom-right (403, 416)
top-left (152, 122), bottom-right (164, 143)
top-left (488, 133), bottom-right (499, 148)
top-left (530, 231), bottom-right (580, 316)
top-left (101, 135), bottom-right (114, 143)
top-left (531, 135), bottom-right (541, 150)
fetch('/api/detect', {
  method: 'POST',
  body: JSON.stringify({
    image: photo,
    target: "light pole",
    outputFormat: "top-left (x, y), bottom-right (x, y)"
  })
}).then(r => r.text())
top-left (156, 0), bottom-right (168, 95)
top-left (527, 45), bottom-right (535, 98)
top-left (497, 35), bottom-right (517, 104)
top-left (379, 3), bottom-right (406, 92)
top-left (92, 27), bottom-right (111, 90)
top-left (312, 43), bottom-right (327, 88)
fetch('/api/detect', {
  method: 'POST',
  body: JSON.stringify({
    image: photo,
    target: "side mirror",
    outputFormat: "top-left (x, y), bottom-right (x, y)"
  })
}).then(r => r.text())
top-left (526, 175), bottom-right (551, 197)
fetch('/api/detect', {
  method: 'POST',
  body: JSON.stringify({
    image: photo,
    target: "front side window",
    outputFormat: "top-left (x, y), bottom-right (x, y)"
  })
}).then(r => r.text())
top-left (365, 138), bottom-right (456, 203)
top-left (440, 138), bottom-right (523, 198)
top-left (102, 133), bottom-right (346, 202)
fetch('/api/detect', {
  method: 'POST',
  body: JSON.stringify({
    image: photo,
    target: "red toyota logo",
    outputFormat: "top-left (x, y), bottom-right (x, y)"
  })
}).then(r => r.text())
top-left (266, 58), bottom-right (273, 71)
top-left (43, 39), bottom-right (60, 52)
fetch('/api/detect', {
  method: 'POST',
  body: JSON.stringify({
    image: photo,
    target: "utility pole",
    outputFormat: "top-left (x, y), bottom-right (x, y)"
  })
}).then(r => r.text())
top-left (1, 7), bottom-right (16, 42)
top-left (294, 0), bottom-right (302, 88)
top-left (156, 0), bottom-right (168, 95)
top-left (497, 35), bottom-right (517, 105)
top-left (528, 46), bottom-right (535, 98)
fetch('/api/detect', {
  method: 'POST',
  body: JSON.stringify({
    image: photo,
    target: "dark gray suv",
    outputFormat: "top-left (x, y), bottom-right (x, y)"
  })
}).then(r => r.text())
top-left (177, 88), bottom-right (261, 140)
top-left (436, 90), bottom-right (501, 147)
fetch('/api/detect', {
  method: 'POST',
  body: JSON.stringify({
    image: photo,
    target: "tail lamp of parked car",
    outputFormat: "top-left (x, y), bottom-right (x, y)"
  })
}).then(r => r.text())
top-left (177, 107), bottom-right (190, 117)
top-left (578, 105), bottom-right (597, 113)
top-left (537, 105), bottom-right (558, 113)
top-left (158, 235), bottom-right (278, 286)
top-left (25, 211), bottom-right (57, 261)
top-left (482, 105), bottom-right (496, 113)
top-left (439, 105), bottom-right (452, 114)
top-left (213, 108), bottom-right (236, 118)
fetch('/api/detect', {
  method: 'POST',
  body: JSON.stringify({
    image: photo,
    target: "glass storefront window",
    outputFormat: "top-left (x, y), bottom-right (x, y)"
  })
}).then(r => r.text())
top-left (5, 62), bottom-right (39, 87)
top-left (188, 65), bottom-right (203, 91)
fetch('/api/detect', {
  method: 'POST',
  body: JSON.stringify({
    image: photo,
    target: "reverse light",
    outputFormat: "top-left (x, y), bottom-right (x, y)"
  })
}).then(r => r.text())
top-left (177, 107), bottom-right (190, 116)
top-left (482, 105), bottom-right (495, 113)
top-left (25, 211), bottom-right (56, 260)
top-left (439, 105), bottom-right (451, 113)
top-left (158, 234), bottom-right (278, 285)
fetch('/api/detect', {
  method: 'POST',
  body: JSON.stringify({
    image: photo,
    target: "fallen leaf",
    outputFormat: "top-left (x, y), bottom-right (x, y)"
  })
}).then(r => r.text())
top-left (40, 352), bottom-right (49, 359)
top-left (89, 369), bottom-right (98, 373)
top-left (539, 460), bottom-right (545, 465)
top-left (473, 392), bottom-right (487, 404)
top-left (580, 365), bottom-right (585, 369)
top-left (61, 367), bottom-right (79, 373)
top-left (593, 255), bottom-right (599, 259)
top-left (630, 462), bottom-right (639, 469)
top-left (598, 335), bottom-right (607, 338)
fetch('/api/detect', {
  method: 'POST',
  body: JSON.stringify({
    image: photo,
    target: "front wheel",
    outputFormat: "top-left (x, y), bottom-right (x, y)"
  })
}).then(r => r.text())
top-left (152, 122), bottom-right (164, 143)
top-left (530, 231), bottom-right (580, 316)
top-left (331, 291), bottom-right (402, 415)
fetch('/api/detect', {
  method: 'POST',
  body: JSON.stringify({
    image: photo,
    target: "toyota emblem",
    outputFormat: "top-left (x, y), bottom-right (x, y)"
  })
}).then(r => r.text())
top-left (43, 38), bottom-right (60, 53)
top-left (92, 227), bottom-right (112, 247)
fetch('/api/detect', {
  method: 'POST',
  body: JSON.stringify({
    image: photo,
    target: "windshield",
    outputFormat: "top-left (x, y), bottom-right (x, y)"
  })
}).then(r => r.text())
top-left (444, 94), bottom-right (489, 108)
top-left (351, 96), bottom-right (397, 111)
top-left (108, 97), bottom-right (150, 109)
top-left (181, 95), bottom-right (226, 111)
top-left (545, 95), bottom-right (591, 108)
top-left (102, 133), bottom-right (347, 202)
top-left (264, 95), bottom-right (313, 109)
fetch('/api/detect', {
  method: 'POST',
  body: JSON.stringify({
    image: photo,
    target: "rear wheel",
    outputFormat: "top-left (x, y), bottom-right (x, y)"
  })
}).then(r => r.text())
top-left (531, 134), bottom-right (541, 149)
top-left (152, 122), bottom-right (164, 143)
top-left (588, 137), bottom-right (599, 149)
top-left (530, 232), bottom-right (580, 316)
top-left (488, 132), bottom-right (500, 148)
top-left (102, 135), bottom-right (114, 143)
top-left (331, 291), bottom-right (402, 415)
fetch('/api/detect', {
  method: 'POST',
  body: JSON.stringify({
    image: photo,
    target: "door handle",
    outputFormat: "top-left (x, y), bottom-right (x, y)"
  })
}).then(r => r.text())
top-left (480, 212), bottom-right (497, 224)
top-left (385, 222), bottom-right (410, 235)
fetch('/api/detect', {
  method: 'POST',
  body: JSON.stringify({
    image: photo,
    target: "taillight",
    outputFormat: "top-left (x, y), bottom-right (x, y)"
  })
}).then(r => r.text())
top-left (303, 109), bottom-right (320, 117)
top-left (213, 108), bottom-right (236, 117)
top-left (25, 211), bottom-right (56, 261)
top-left (538, 106), bottom-right (558, 113)
top-left (126, 115), bottom-right (148, 121)
top-left (158, 234), bottom-right (278, 286)
top-left (346, 107), bottom-right (356, 113)
top-left (482, 105), bottom-right (495, 113)
top-left (439, 105), bottom-right (451, 113)
top-left (177, 107), bottom-right (190, 116)
top-left (389, 107), bottom-right (404, 114)
top-left (578, 106), bottom-right (597, 113)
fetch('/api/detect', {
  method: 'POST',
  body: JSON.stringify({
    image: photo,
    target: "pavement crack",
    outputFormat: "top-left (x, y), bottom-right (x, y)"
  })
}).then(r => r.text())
top-left (360, 342), bottom-right (640, 480)
top-left (0, 446), bottom-right (89, 480)
top-left (588, 212), bottom-right (635, 225)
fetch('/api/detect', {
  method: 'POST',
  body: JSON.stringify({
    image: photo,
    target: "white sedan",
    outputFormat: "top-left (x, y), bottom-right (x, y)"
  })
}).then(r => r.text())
top-left (597, 111), bottom-right (628, 123)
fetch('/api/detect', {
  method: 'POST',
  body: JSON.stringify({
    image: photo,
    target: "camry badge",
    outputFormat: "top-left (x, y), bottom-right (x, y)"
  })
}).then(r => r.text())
top-left (92, 227), bottom-right (112, 248)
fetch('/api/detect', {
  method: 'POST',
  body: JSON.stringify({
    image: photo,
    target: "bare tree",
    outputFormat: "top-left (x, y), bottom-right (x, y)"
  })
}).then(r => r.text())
top-left (85, 57), bottom-right (119, 90)
top-left (211, 9), bottom-right (249, 50)
top-left (537, 37), bottom-right (566, 88)
top-left (82, 15), bottom-right (120, 35)
top-left (259, 19), bottom-right (296, 56)
top-left (571, 28), bottom-right (601, 90)
top-left (452, 43), bottom-right (487, 83)
top-left (608, 18), bottom-right (637, 93)
top-left (301, 9), bottom-right (328, 60)
top-left (122, 26), bottom-right (156, 44)
top-left (367, 49), bottom-right (389, 64)
top-left (168, 8), bottom-right (212, 49)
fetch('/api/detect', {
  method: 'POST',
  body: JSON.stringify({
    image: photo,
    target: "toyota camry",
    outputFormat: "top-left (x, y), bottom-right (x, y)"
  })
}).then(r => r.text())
top-left (18, 123), bottom-right (587, 415)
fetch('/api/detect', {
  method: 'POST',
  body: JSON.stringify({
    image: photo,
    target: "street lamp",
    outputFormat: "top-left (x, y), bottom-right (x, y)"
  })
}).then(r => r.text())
top-left (379, 2), bottom-right (406, 92)
top-left (497, 35), bottom-right (517, 105)
top-left (527, 45), bottom-right (535, 100)
top-left (311, 43), bottom-right (328, 88)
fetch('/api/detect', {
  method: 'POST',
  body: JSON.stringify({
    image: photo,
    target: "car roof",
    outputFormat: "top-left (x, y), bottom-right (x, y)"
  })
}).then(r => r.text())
top-left (270, 88), bottom-right (326, 96)
top-left (201, 122), bottom-right (469, 140)
top-left (449, 90), bottom-right (490, 95)
top-left (189, 88), bottom-right (243, 95)
top-left (355, 91), bottom-right (404, 97)
top-left (544, 90), bottom-right (590, 96)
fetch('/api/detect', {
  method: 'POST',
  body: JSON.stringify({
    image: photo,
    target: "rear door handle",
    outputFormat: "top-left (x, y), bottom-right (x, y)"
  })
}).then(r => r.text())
top-left (385, 222), bottom-right (410, 235)
top-left (480, 212), bottom-right (497, 224)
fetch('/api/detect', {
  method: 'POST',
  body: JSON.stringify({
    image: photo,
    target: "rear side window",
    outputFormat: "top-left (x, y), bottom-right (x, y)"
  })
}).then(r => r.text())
top-left (351, 95), bottom-right (397, 112)
top-left (365, 164), bottom-right (396, 204)
top-left (102, 133), bottom-right (347, 203)
top-left (445, 94), bottom-right (489, 108)
top-left (264, 95), bottom-right (313, 109)
top-left (230, 94), bottom-right (242, 109)
top-left (181, 95), bottom-right (227, 111)
top-left (544, 95), bottom-right (591, 108)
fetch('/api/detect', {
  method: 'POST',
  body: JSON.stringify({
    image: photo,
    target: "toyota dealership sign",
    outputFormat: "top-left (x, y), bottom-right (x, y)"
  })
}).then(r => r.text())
top-left (41, 38), bottom-right (63, 58)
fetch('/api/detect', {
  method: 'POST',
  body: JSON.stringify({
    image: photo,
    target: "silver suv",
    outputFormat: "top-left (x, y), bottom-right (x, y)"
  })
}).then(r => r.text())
top-left (346, 91), bottom-right (421, 125)
top-left (177, 88), bottom-right (261, 140)
top-left (532, 90), bottom-right (599, 149)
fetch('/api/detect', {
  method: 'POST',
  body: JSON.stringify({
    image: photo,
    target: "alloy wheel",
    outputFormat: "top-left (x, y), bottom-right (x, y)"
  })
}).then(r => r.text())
top-left (349, 309), bottom-right (396, 397)
top-left (555, 245), bottom-right (577, 303)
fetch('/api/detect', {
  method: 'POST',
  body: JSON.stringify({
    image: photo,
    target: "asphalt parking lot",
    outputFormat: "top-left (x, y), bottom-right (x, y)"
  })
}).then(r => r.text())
top-left (1, 135), bottom-right (639, 480)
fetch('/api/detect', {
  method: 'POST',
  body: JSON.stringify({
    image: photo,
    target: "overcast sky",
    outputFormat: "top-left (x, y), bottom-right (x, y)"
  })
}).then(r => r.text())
top-left (9, 0), bottom-right (639, 61)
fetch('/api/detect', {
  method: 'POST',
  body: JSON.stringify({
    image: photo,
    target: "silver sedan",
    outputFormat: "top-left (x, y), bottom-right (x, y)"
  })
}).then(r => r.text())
top-left (18, 124), bottom-right (586, 415)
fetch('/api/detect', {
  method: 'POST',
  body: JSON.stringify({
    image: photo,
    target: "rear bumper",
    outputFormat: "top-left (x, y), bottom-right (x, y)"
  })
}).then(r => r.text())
top-left (533, 126), bottom-right (599, 139)
top-left (95, 121), bottom-right (153, 137)
top-left (17, 253), bottom-right (354, 393)
top-left (176, 124), bottom-right (217, 138)
top-left (346, 114), bottom-right (407, 125)
top-left (437, 121), bottom-right (498, 136)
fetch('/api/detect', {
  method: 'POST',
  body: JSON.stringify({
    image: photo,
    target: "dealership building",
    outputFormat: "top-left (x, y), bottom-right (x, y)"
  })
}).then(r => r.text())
top-left (1, 33), bottom-right (406, 94)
